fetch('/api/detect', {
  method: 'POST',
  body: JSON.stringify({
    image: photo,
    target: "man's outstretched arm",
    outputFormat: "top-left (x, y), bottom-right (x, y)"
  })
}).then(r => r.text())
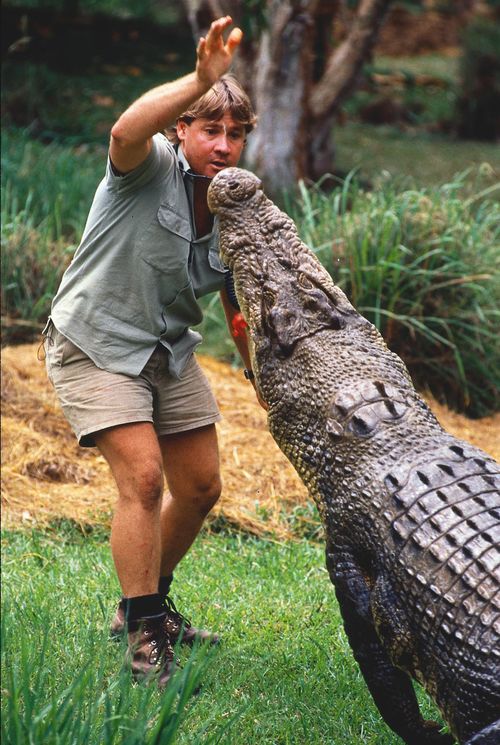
top-left (110, 16), bottom-right (242, 173)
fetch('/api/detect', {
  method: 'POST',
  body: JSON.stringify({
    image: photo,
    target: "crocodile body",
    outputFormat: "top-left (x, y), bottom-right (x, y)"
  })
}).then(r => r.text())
top-left (208, 168), bottom-right (500, 745)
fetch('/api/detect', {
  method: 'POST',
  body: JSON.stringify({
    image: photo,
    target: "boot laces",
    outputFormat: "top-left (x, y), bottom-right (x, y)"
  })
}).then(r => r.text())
top-left (164, 595), bottom-right (192, 629)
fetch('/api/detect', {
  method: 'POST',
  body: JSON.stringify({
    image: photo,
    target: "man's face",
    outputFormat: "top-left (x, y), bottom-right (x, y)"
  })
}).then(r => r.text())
top-left (176, 112), bottom-right (246, 178)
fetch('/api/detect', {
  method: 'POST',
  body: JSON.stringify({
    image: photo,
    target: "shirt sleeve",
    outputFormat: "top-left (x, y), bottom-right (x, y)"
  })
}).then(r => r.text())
top-left (105, 134), bottom-right (176, 194)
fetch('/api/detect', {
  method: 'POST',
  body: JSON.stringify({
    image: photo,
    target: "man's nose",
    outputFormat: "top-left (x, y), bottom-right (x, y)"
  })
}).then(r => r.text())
top-left (214, 134), bottom-right (231, 153)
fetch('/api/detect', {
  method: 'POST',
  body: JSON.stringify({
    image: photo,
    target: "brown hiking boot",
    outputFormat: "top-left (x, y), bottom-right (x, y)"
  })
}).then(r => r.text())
top-left (110, 597), bottom-right (219, 646)
top-left (126, 615), bottom-right (177, 688)
top-left (110, 603), bottom-right (127, 639)
top-left (163, 596), bottom-right (220, 646)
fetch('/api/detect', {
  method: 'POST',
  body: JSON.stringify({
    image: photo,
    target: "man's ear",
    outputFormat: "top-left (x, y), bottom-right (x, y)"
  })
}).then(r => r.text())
top-left (176, 120), bottom-right (188, 141)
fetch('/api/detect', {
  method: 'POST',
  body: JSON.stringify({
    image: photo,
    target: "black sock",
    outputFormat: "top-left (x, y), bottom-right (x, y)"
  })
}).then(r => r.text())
top-left (158, 574), bottom-right (174, 599)
top-left (118, 575), bottom-right (173, 612)
top-left (124, 593), bottom-right (165, 629)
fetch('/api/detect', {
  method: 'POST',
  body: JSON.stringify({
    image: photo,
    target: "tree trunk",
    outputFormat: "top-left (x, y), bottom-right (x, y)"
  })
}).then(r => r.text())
top-left (241, 2), bottom-right (315, 196)
top-left (182, 0), bottom-right (392, 196)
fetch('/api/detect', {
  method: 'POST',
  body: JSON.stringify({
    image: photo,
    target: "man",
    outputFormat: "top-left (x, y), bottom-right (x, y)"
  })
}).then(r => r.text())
top-left (44, 16), bottom-right (260, 686)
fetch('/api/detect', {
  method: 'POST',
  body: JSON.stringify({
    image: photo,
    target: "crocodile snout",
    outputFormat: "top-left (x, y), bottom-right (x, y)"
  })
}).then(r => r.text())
top-left (208, 167), bottom-right (262, 212)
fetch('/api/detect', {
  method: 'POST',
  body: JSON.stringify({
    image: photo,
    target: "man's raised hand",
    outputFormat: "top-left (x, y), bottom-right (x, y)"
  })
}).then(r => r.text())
top-left (196, 16), bottom-right (243, 87)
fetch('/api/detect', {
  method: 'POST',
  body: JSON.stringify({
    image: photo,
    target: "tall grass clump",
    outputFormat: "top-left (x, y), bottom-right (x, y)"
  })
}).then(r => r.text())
top-left (1, 129), bottom-right (104, 341)
top-left (1, 529), bottom-right (222, 745)
top-left (290, 167), bottom-right (500, 417)
top-left (2, 614), bottom-right (214, 745)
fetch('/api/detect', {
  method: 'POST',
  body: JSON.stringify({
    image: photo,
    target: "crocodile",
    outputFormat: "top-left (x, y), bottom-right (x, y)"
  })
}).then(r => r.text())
top-left (207, 168), bottom-right (500, 745)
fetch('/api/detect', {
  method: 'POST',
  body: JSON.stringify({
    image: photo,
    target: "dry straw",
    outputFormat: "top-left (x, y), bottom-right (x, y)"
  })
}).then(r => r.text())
top-left (2, 344), bottom-right (499, 539)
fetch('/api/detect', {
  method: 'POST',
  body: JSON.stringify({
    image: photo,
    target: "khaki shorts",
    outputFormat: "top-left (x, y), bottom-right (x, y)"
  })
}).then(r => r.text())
top-left (44, 323), bottom-right (221, 447)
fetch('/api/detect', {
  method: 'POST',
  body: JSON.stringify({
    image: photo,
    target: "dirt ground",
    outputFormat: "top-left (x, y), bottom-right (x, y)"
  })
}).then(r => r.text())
top-left (2, 343), bottom-right (499, 539)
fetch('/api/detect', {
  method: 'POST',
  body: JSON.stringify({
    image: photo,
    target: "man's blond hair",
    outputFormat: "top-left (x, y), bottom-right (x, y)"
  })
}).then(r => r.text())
top-left (166, 75), bottom-right (256, 143)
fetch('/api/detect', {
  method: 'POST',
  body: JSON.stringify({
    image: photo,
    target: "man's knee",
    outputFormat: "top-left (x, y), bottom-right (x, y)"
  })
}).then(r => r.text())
top-left (190, 472), bottom-right (222, 517)
top-left (118, 460), bottom-right (164, 511)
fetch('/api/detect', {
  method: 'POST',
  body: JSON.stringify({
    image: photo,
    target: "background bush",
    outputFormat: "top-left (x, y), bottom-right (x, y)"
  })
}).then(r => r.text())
top-left (1, 130), bottom-right (106, 340)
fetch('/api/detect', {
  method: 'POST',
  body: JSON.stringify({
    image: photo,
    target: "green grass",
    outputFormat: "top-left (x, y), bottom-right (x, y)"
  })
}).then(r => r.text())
top-left (1, 526), bottom-right (448, 744)
top-left (334, 122), bottom-right (500, 186)
top-left (373, 53), bottom-right (460, 83)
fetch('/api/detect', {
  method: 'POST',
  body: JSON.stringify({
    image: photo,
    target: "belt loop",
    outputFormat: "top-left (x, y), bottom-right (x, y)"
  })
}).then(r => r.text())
top-left (37, 316), bottom-right (53, 361)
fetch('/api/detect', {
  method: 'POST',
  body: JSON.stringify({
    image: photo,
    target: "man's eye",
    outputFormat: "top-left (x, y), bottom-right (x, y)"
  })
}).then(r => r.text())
top-left (229, 131), bottom-right (244, 141)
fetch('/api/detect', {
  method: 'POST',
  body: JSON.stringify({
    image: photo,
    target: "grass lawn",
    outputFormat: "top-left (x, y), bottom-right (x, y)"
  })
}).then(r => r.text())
top-left (1, 527), bottom-right (448, 744)
top-left (336, 50), bottom-right (499, 187)
top-left (374, 53), bottom-right (460, 83)
top-left (334, 122), bottom-right (500, 187)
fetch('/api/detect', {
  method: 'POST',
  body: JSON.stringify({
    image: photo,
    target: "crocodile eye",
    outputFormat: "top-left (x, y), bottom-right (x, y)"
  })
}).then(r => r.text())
top-left (263, 289), bottom-right (276, 308)
top-left (298, 273), bottom-right (314, 289)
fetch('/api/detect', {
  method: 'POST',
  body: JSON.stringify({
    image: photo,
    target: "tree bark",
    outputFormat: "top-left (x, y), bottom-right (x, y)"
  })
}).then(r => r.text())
top-left (182, 0), bottom-right (392, 196)
top-left (242, 2), bottom-right (316, 196)
top-left (310, 0), bottom-right (392, 119)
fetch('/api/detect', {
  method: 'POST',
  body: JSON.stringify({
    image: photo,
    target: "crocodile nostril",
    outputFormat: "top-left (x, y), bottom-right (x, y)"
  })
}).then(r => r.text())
top-left (228, 181), bottom-right (238, 190)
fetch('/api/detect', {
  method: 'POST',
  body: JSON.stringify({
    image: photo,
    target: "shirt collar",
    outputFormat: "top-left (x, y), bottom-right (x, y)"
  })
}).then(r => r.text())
top-left (177, 145), bottom-right (212, 184)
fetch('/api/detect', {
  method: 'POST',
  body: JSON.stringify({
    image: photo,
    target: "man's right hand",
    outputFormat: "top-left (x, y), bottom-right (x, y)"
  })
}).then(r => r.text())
top-left (195, 16), bottom-right (243, 87)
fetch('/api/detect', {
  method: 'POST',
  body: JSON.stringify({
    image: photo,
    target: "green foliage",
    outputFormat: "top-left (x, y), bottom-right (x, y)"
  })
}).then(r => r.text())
top-left (1, 129), bottom-right (103, 232)
top-left (1, 528), bottom-right (447, 744)
top-left (456, 18), bottom-right (500, 140)
top-left (1, 130), bottom-right (104, 338)
top-left (240, 0), bottom-right (268, 39)
top-left (197, 293), bottom-right (240, 363)
top-left (346, 53), bottom-right (459, 131)
top-left (289, 168), bottom-right (500, 417)
top-left (1, 62), bottom-right (187, 145)
top-left (374, 53), bottom-right (459, 83)
top-left (334, 122), bottom-right (500, 186)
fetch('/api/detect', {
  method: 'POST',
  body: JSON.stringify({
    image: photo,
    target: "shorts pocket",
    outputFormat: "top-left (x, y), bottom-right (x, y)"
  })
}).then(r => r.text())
top-left (47, 327), bottom-right (87, 370)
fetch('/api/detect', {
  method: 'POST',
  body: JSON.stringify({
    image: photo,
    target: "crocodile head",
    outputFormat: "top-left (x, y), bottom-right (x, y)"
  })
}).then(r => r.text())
top-left (208, 168), bottom-right (357, 373)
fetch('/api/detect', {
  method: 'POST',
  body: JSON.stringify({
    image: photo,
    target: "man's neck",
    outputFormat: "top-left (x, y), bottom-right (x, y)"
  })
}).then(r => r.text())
top-left (193, 178), bottom-right (214, 238)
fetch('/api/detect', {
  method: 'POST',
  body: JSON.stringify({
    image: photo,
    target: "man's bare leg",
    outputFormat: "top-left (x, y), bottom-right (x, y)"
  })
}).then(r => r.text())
top-left (95, 421), bottom-right (164, 597)
top-left (158, 423), bottom-right (222, 577)
top-left (96, 421), bottom-right (221, 594)
top-left (96, 421), bottom-right (180, 684)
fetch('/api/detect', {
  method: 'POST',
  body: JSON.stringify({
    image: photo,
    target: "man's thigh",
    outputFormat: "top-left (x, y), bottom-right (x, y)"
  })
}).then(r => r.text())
top-left (95, 422), bottom-right (164, 500)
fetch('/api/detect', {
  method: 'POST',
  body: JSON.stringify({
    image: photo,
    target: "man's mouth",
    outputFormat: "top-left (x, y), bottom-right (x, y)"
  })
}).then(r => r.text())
top-left (211, 160), bottom-right (227, 170)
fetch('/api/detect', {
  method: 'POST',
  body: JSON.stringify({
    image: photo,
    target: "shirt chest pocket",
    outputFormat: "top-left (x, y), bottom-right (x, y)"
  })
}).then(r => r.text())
top-left (139, 204), bottom-right (192, 279)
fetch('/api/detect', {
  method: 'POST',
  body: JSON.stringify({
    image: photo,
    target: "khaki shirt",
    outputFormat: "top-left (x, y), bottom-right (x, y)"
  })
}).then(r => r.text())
top-left (51, 135), bottom-right (227, 378)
